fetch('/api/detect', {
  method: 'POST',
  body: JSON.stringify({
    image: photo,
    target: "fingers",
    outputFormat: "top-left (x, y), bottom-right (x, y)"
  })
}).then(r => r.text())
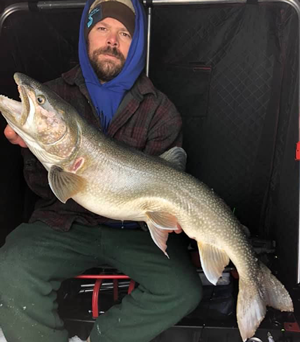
top-left (175, 225), bottom-right (183, 234)
top-left (4, 125), bottom-right (16, 140)
top-left (4, 125), bottom-right (27, 148)
top-left (172, 223), bottom-right (183, 234)
top-left (165, 224), bottom-right (183, 234)
top-left (174, 228), bottom-right (183, 234)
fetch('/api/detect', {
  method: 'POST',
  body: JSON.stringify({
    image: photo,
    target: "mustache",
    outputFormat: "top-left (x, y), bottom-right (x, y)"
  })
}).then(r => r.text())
top-left (93, 46), bottom-right (125, 61)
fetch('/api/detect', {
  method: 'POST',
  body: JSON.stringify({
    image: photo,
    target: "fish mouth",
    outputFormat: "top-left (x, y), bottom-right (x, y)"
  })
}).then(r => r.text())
top-left (17, 85), bottom-right (31, 123)
top-left (13, 73), bottom-right (45, 130)
top-left (14, 73), bottom-right (32, 123)
top-left (0, 73), bottom-right (31, 127)
top-left (0, 94), bottom-right (22, 123)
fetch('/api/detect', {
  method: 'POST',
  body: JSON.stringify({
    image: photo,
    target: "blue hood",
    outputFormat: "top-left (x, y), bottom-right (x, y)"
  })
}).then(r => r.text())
top-left (78, 0), bottom-right (147, 132)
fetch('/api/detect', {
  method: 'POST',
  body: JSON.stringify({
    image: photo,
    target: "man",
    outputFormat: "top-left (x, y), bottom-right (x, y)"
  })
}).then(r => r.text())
top-left (0, 0), bottom-right (202, 341)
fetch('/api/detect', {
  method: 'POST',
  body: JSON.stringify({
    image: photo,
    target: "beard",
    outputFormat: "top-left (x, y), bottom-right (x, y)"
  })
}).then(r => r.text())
top-left (89, 46), bottom-right (126, 82)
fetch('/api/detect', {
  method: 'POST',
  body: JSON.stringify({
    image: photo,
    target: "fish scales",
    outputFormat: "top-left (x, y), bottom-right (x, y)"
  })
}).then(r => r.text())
top-left (76, 132), bottom-right (227, 233)
top-left (52, 113), bottom-right (266, 282)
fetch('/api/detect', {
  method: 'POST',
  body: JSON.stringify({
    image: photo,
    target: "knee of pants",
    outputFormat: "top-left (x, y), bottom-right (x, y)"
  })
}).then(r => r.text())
top-left (0, 243), bottom-right (37, 294)
top-left (178, 277), bottom-right (202, 314)
top-left (165, 273), bottom-right (202, 318)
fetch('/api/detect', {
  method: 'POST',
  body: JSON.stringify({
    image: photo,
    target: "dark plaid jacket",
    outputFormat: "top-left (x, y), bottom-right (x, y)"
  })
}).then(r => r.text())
top-left (22, 65), bottom-right (182, 231)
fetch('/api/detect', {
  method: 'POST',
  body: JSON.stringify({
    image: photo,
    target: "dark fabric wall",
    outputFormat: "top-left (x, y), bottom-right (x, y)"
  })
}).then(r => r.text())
top-left (0, 2), bottom-right (299, 288)
top-left (265, 8), bottom-right (299, 287)
top-left (0, 8), bottom-right (81, 246)
top-left (149, 3), bottom-right (299, 288)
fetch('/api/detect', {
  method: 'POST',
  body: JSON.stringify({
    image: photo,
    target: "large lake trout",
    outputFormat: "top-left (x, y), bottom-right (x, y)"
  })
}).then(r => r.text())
top-left (0, 73), bottom-right (293, 341)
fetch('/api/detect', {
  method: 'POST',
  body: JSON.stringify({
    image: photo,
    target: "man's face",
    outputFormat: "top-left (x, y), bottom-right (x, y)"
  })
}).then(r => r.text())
top-left (88, 17), bottom-right (133, 83)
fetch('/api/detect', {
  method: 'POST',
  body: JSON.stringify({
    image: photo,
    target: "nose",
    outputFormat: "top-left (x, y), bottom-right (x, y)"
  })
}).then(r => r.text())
top-left (107, 31), bottom-right (119, 47)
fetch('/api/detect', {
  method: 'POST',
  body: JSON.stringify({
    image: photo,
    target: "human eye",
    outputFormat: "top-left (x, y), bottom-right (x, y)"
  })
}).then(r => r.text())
top-left (97, 25), bottom-right (107, 31)
top-left (120, 31), bottom-right (131, 39)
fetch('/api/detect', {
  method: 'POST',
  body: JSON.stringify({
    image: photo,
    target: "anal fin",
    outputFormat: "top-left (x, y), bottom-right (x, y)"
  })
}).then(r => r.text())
top-left (197, 241), bottom-right (230, 285)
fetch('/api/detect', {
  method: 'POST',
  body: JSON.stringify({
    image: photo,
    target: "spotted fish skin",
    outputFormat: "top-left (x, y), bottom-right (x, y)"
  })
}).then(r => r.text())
top-left (0, 73), bottom-right (294, 341)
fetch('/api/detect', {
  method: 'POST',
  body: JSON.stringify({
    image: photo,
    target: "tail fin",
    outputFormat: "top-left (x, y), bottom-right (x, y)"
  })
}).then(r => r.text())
top-left (237, 278), bottom-right (266, 341)
top-left (259, 263), bottom-right (294, 312)
top-left (237, 262), bottom-right (293, 341)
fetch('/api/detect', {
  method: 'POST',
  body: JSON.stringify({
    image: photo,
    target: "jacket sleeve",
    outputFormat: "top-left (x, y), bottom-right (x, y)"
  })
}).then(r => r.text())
top-left (143, 90), bottom-right (183, 156)
top-left (21, 148), bottom-right (54, 200)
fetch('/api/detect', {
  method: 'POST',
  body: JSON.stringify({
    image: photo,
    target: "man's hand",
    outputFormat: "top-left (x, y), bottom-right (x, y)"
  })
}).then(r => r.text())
top-left (166, 224), bottom-right (183, 234)
top-left (4, 125), bottom-right (27, 148)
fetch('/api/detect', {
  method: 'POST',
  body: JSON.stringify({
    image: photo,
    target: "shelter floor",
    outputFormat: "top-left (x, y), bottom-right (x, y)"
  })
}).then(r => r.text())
top-left (58, 271), bottom-right (300, 342)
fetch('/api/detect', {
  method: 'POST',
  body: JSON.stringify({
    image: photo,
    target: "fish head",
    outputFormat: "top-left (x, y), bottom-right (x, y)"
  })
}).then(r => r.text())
top-left (14, 72), bottom-right (73, 145)
top-left (0, 73), bottom-right (81, 163)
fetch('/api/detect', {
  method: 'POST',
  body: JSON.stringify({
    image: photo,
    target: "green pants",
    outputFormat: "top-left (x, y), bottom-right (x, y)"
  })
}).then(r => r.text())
top-left (0, 221), bottom-right (202, 342)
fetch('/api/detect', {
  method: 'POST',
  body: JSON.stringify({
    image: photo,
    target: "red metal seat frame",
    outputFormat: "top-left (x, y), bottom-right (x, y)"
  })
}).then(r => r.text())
top-left (75, 275), bottom-right (135, 318)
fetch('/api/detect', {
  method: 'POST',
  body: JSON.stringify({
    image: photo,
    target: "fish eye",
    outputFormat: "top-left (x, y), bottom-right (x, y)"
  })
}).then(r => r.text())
top-left (37, 95), bottom-right (45, 105)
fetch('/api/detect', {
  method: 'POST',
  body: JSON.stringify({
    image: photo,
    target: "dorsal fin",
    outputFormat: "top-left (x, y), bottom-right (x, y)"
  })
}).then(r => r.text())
top-left (160, 147), bottom-right (187, 171)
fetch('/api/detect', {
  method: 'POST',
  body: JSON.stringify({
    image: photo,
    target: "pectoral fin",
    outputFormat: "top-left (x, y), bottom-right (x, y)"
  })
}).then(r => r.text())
top-left (48, 165), bottom-right (86, 203)
top-left (197, 241), bottom-right (230, 285)
top-left (146, 211), bottom-right (179, 258)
